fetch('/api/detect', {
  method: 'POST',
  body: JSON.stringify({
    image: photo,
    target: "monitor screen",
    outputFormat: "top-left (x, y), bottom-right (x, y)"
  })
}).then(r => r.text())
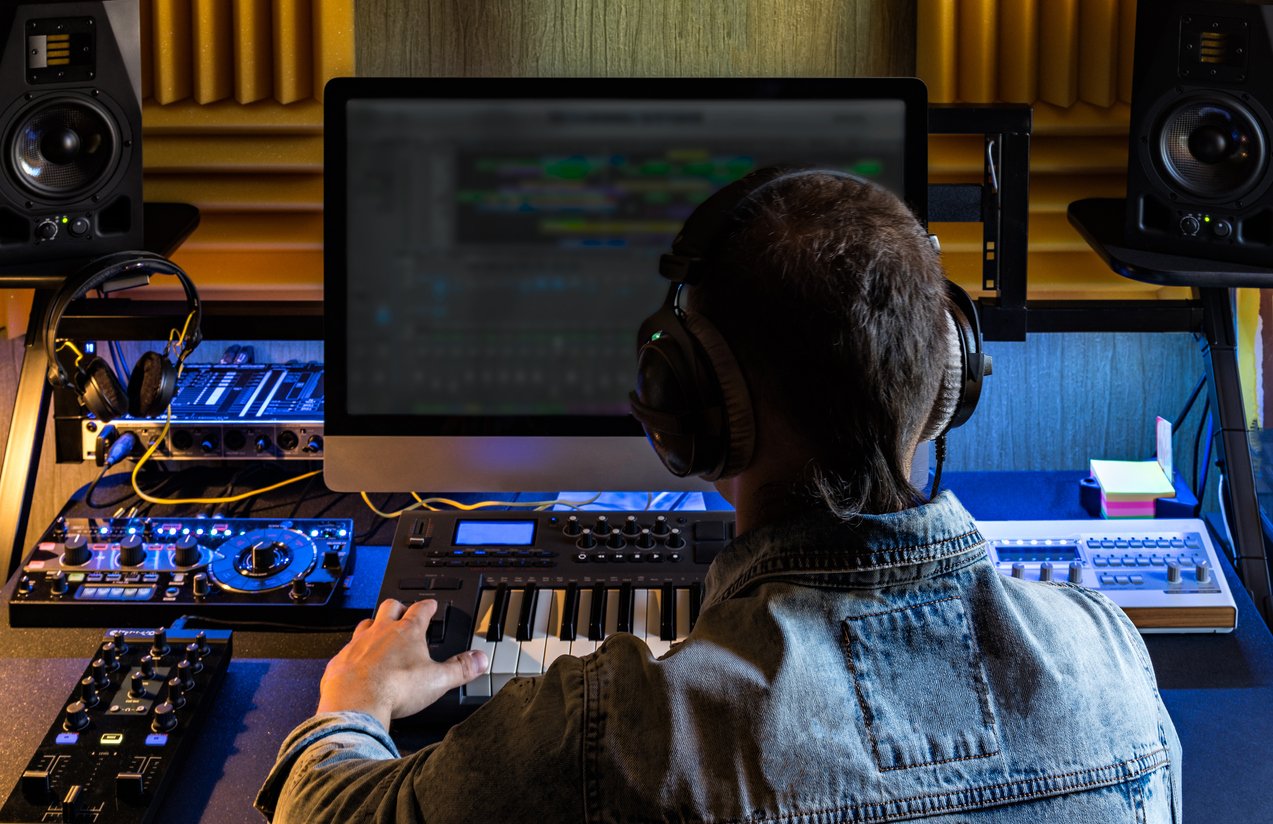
top-left (324, 78), bottom-right (928, 492)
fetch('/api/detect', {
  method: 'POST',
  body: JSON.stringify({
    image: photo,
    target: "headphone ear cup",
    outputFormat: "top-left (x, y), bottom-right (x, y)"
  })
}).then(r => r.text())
top-left (919, 311), bottom-right (963, 443)
top-left (680, 312), bottom-right (755, 480)
top-left (128, 350), bottom-right (178, 419)
top-left (78, 356), bottom-right (129, 422)
top-left (632, 340), bottom-right (702, 477)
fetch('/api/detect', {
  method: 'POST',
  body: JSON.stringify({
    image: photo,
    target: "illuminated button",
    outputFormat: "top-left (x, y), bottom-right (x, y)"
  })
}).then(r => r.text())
top-left (1099, 574), bottom-right (1115, 585)
top-left (1130, 575), bottom-right (1144, 585)
top-left (100, 733), bottom-right (124, 746)
top-left (145, 733), bottom-right (168, 746)
top-left (55, 733), bottom-right (78, 745)
top-left (1093, 557), bottom-right (1108, 567)
top-left (1115, 575), bottom-right (1131, 585)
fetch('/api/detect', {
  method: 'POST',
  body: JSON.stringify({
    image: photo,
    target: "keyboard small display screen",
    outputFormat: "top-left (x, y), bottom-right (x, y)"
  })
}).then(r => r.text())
top-left (454, 520), bottom-right (537, 546)
top-left (993, 543), bottom-right (1081, 563)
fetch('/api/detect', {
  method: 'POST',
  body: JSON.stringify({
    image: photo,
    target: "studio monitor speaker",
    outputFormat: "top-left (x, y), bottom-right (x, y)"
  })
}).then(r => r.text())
top-left (0, 0), bottom-right (143, 273)
top-left (1125, 0), bottom-right (1273, 266)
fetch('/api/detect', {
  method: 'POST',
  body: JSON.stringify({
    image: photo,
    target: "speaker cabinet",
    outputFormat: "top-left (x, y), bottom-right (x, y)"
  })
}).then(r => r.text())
top-left (1125, 1), bottom-right (1273, 267)
top-left (0, 0), bottom-right (143, 274)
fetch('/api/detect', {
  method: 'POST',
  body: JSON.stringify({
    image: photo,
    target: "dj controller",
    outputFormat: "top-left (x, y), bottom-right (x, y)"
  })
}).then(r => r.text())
top-left (10, 517), bottom-right (355, 627)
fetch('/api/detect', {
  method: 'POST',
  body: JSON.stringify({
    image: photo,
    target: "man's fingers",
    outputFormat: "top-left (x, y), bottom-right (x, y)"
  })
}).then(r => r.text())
top-left (433, 650), bottom-right (488, 690)
top-left (352, 618), bottom-right (373, 636)
top-left (374, 598), bottom-right (406, 623)
top-left (403, 599), bottom-right (438, 624)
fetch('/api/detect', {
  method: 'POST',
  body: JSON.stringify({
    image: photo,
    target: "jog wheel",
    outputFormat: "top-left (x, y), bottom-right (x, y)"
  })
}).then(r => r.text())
top-left (207, 529), bottom-right (317, 593)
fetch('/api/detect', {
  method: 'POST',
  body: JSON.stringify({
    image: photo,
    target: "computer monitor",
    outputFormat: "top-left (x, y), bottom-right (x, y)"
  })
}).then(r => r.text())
top-left (323, 77), bottom-right (929, 492)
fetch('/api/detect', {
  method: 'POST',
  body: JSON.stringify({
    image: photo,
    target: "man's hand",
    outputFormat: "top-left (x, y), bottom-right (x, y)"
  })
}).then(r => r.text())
top-left (316, 598), bottom-right (488, 730)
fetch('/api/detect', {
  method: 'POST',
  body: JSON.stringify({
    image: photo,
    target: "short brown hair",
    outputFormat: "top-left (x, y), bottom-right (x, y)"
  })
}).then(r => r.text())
top-left (690, 170), bottom-right (949, 516)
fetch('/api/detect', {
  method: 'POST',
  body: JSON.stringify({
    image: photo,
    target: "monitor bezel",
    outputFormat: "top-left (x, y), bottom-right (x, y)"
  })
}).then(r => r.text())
top-left (324, 76), bottom-right (929, 438)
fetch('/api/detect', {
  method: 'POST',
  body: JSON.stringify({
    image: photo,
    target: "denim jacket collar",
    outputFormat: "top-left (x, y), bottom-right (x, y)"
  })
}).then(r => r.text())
top-left (703, 490), bottom-right (988, 608)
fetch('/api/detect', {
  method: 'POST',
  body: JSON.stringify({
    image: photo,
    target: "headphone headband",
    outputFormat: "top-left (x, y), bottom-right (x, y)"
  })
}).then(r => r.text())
top-left (43, 252), bottom-right (202, 390)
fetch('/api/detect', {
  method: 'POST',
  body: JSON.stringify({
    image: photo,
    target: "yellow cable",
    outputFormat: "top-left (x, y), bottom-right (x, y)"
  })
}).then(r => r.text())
top-left (361, 491), bottom-right (604, 519)
top-left (57, 340), bottom-right (86, 366)
top-left (360, 491), bottom-right (427, 519)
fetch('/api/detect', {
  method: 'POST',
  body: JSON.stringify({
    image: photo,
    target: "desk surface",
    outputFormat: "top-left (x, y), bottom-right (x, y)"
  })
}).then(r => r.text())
top-left (2, 471), bottom-right (1271, 823)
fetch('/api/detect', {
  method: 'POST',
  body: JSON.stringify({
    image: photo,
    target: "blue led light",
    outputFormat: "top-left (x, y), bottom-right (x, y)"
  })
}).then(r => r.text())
top-left (337, 529), bottom-right (348, 537)
top-left (310, 529), bottom-right (319, 537)
top-left (99, 527), bottom-right (110, 535)
top-left (196, 529), bottom-right (204, 535)
top-left (127, 527), bottom-right (136, 535)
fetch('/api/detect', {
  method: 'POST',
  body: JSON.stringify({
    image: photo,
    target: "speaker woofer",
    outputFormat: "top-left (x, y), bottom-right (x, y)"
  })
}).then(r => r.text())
top-left (7, 96), bottom-right (119, 200)
top-left (1155, 95), bottom-right (1268, 201)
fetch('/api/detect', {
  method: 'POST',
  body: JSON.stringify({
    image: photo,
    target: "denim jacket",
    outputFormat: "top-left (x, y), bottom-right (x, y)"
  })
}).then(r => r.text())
top-left (256, 492), bottom-right (1181, 823)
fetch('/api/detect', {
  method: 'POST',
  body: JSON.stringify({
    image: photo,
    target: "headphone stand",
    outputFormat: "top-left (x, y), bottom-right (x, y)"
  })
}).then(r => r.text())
top-left (1069, 196), bottom-right (1273, 626)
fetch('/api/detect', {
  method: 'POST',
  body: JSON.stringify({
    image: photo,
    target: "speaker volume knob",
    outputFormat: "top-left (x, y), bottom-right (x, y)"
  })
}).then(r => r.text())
top-left (173, 534), bottom-right (200, 567)
top-left (1010, 562), bottom-right (1025, 579)
top-left (118, 534), bottom-right (145, 566)
top-left (1180, 215), bottom-right (1201, 236)
top-left (36, 220), bottom-right (58, 241)
top-left (69, 216), bottom-right (90, 237)
top-left (62, 533), bottom-right (91, 566)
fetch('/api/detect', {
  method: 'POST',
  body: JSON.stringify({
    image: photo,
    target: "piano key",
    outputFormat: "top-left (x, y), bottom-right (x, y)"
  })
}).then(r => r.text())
top-left (465, 589), bottom-right (498, 698)
top-left (559, 582), bottom-right (579, 641)
top-left (490, 588), bottom-right (524, 692)
top-left (571, 588), bottom-right (597, 656)
top-left (631, 589), bottom-right (649, 640)
top-left (675, 587), bottom-right (692, 641)
top-left (617, 582), bottom-right (634, 633)
top-left (517, 588), bottom-right (554, 675)
top-left (660, 582), bottom-right (677, 641)
top-left (543, 589), bottom-right (574, 667)
top-left (486, 583), bottom-right (510, 643)
top-left (646, 588), bottom-right (671, 658)
top-left (516, 583), bottom-right (539, 642)
top-left (588, 583), bottom-right (607, 641)
top-left (603, 588), bottom-right (621, 641)
top-left (688, 581), bottom-right (704, 630)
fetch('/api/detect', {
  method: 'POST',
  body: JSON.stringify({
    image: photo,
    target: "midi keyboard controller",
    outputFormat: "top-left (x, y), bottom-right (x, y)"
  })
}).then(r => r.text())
top-left (380, 510), bottom-right (1238, 734)
top-left (10, 517), bottom-right (356, 627)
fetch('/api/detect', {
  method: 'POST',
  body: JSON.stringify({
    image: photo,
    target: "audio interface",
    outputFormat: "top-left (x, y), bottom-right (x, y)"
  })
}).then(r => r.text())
top-left (0, 627), bottom-right (230, 824)
top-left (10, 517), bottom-right (355, 627)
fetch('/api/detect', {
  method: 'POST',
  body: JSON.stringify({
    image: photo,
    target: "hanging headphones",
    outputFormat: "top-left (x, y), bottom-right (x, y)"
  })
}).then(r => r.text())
top-left (630, 167), bottom-right (991, 482)
top-left (43, 251), bottom-right (203, 423)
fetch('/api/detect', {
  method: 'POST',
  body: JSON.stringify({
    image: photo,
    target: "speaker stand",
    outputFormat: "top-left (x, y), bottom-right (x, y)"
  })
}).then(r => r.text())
top-left (0, 201), bottom-right (199, 580)
top-left (1070, 197), bottom-right (1273, 626)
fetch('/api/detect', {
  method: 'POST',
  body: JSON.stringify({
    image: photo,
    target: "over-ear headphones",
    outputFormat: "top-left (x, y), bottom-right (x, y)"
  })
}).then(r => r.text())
top-left (630, 167), bottom-right (991, 482)
top-left (44, 251), bottom-right (202, 423)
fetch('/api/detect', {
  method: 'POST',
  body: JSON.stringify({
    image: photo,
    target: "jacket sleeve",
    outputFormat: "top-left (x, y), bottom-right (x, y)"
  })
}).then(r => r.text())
top-left (255, 655), bottom-right (588, 823)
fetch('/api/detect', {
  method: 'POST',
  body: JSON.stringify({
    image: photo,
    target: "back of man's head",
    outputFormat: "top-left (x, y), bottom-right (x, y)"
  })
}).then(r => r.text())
top-left (690, 169), bottom-right (950, 517)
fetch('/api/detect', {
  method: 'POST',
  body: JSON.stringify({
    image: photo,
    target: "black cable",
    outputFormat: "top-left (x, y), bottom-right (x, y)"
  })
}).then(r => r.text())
top-left (930, 435), bottom-right (947, 499)
top-left (1172, 374), bottom-right (1207, 433)
top-left (288, 471), bottom-right (322, 518)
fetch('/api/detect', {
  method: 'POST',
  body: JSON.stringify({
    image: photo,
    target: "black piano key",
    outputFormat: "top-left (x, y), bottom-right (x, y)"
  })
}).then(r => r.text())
top-left (688, 581), bottom-right (704, 630)
top-left (660, 582), bottom-right (677, 641)
top-left (617, 582), bottom-right (634, 634)
top-left (560, 583), bottom-right (579, 641)
top-left (588, 583), bottom-right (607, 641)
top-left (516, 583), bottom-right (538, 642)
top-left (487, 583), bottom-right (510, 642)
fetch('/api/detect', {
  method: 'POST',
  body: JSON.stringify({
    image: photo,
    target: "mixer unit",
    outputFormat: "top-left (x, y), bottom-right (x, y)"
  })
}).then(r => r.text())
top-left (10, 517), bottom-right (355, 627)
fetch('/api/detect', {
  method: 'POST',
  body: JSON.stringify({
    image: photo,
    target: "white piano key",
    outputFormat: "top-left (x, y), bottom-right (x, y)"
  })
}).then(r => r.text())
top-left (645, 588), bottom-right (671, 658)
top-left (490, 588), bottom-right (524, 692)
top-left (674, 587), bottom-right (692, 643)
top-left (569, 588), bottom-right (597, 657)
top-left (517, 589), bottom-right (554, 675)
top-left (601, 587), bottom-right (621, 642)
top-left (631, 589), bottom-right (649, 640)
top-left (542, 589), bottom-right (574, 670)
top-left (465, 588), bottom-right (498, 698)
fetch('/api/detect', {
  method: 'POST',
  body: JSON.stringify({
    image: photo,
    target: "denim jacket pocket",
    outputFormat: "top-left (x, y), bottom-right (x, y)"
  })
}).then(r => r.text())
top-left (842, 594), bottom-right (1001, 772)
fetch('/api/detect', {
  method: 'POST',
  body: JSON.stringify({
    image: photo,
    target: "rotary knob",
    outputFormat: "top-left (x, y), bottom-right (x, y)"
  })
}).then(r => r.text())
top-left (1195, 559), bottom-right (1212, 584)
top-left (576, 528), bottom-right (597, 550)
top-left (562, 516), bottom-right (582, 537)
top-left (289, 574), bottom-right (311, 601)
top-left (36, 219), bottom-right (58, 241)
top-left (192, 572), bottom-right (210, 598)
top-left (1180, 215), bottom-right (1201, 236)
top-left (61, 533), bottom-right (91, 566)
top-left (139, 654), bottom-right (156, 680)
top-left (1010, 562), bottom-right (1025, 579)
top-left (79, 676), bottom-right (100, 708)
top-left (622, 516), bottom-right (641, 537)
top-left (173, 534), bottom-right (201, 567)
top-left (1167, 560), bottom-right (1182, 584)
top-left (175, 659), bottom-right (196, 692)
top-left (99, 641), bottom-right (120, 670)
top-left (110, 630), bottom-right (129, 655)
top-left (50, 570), bottom-right (69, 595)
top-left (64, 700), bottom-right (90, 731)
top-left (150, 628), bottom-right (170, 659)
top-left (1068, 561), bottom-right (1084, 584)
top-left (249, 542), bottom-right (282, 574)
top-left (166, 676), bottom-right (187, 708)
top-left (90, 659), bottom-right (111, 689)
top-left (151, 702), bottom-right (178, 732)
top-left (665, 528), bottom-right (686, 549)
top-left (130, 671), bottom-right (147, 698)
top-left (606, 528), bottom-right (626, 549)
top-left (16, 575), bottom-right (34, 594)
top-left (193, 631), bottom-right (211, 657)
top-left (1038, 562), bottom-right (1054, 583)
top-left (594, 515), bottom-right (610, 535)
top-left (184, 642), bottom-right (205, 670)
top-left (652, 515), bottom-right (670, 537)
top-left (636, 528), bottom-right (655, 549)
top-left (118, 534), bottom-right (145, 567)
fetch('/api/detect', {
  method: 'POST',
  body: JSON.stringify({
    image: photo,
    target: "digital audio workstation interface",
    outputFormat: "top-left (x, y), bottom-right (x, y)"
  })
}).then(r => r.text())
top-left (343, 99), bottom-right (907, 417)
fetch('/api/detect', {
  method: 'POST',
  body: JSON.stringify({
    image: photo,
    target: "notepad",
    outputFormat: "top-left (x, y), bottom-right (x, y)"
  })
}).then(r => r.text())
top-left (1089, 459), bottom-right (1176, 502)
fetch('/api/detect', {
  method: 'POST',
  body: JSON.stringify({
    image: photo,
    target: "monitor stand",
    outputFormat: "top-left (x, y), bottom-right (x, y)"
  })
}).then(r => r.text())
top-left (1068, 197), bottom-right (1273, 624)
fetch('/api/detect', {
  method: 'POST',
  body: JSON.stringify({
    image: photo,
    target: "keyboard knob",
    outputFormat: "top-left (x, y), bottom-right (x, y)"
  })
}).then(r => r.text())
top-left (1038, 562), bottom-right (1054, 582)
top-left (90, 659), bottom-right (111, 689)
top-left (1010, 562), bottom-right (1025, 579)
top-left (290, 574), bottom-right (311, 601)
top-left (139, 654), bottom-right (156, 680)
top-left (110, 630), bottom-right (129, 655)
top-left (607, 528), bottom-right (626, 549)
top-left (173, 535), bottom-right (201, 567)
top-left (193, 630), bottom-right (211, 657)
top-left (16, 574), bottom-right (34, 594)
top-left (118, 534), bottom-right (146, 567)
top-left (666, 528), bottom-right (686, 549)
top-left (622, 516), bottom-right (641, 537)
top-left (185, 642), bottom-right (205, 668)
top-left (130, 671), bottom-right (147, 698)
top-left (652, 515), bottom-right (670, 537)
top-left (150, 628), bottom-right (170, 658)
top-left (1167, 561), bottom-right (1182, 584)
top-left (167, 675), bottom-right (187, 708)
top-left (99, 641), bottom-right (119, 670)
top-left (576, 528), bottom-right (597, 549)
top-left (62, 533), bottom-right (91, 566)
top-left (175, 660), bottom-right (196, 692)
top-left (151, 702), bottom-right (178, 732)
top-left (1068, 561), bottom-right (1083, 584)
top-left (594, 515), bottom-right (610, 534)
top-left (192, 572), bottom-right (210, 598)
top-left (64, 700), bottom-right (90, 731)
top-left (636, 528), bottom-right (655, 549)
top-left (50, 570), bottom-right (69, 595)
top-left (1196, 560), bottom-right (1212, 584)
top-left (79, 676), bottom-right (100, 708)
top-left (562, 516), bottom-right (582, 537)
